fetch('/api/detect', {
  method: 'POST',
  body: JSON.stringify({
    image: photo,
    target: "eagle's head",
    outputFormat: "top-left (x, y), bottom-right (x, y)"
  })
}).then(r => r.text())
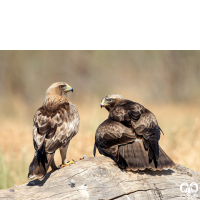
top-left (45, 82), bottom-right (73, 97)
top-left (100, 94), bottom-right (123, 111)
top-left (44, 82), bottom-right (73, 106)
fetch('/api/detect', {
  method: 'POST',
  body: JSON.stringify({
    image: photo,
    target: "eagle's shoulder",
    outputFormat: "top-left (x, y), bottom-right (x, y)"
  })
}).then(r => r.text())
top-left (116, 99), bottom-right (145, 112)
top-left (39, 102), bottom-right (70, 116)
top-left (115, 100), bottom-right (145, 117)
top-left (69, 103), bottom-right (79, 114)
top-left (67, 103), bottom-right (80, 122)
top-left (33, 103), bottom-right (71, 132)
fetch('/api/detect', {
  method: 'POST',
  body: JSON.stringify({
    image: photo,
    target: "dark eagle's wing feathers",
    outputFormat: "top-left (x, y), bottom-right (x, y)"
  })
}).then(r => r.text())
top-left (94, 118), bottom-right (175, 171)
top-left (110, 100), bottom-right (160, 161)
top-left (95, 119), bottom-right (136, 150)
top-left (133, 109), bottom-right (160, 160)
top-left (94, 118), bottom-right (136, 168)
top-left (110, 100), bottom-right (143, 126)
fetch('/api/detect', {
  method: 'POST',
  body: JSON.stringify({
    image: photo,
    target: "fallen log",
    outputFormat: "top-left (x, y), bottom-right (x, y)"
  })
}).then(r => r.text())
top-left (0, 156), bottom-right (200, 200)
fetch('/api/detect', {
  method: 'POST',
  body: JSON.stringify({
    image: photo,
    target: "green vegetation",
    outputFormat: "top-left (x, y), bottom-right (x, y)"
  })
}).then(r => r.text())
top-left (0, 151), bottom-right (14, 189)
top-left (0, 149), bottom-right (29, 189)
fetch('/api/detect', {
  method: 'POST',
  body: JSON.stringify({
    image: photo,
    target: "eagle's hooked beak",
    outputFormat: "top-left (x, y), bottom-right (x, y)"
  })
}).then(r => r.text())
top-left (100, 103), bottom-right (105, 108)
top-left (64, 85), bottom-right (73, 92)
top-left (100, 100), bottom-right (106, 108)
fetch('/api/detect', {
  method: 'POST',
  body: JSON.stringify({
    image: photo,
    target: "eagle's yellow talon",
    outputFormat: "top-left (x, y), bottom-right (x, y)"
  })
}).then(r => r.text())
top-left (60, 160), bottom-right (74, 168)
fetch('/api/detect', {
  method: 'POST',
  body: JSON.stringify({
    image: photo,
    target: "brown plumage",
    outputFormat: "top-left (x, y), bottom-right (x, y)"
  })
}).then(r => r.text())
top-left (94, 94), bottom-right (175, 171)
top-left (28, 82), bottom-right (80, 180)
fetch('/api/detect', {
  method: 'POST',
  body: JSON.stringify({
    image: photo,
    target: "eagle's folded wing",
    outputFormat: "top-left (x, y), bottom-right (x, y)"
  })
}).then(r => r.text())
top-left (33, 104), bottom-right (77, 154)
top-left (94, 118), bottom-right (136, 168)
top-left (95, 118), bottom-right (174, 171)
top-left (110, 100), bottom-right (161, 162)
top-left (95, 118), bottom-right (136, 148)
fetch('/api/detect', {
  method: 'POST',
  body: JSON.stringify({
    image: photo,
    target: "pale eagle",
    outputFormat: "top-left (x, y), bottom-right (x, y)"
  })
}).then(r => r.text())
top-left (28, 82), bottom-right (80, 180)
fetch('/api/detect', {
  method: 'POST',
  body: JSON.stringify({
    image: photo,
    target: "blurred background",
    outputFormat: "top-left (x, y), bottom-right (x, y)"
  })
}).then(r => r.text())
top-left (0, 51), bottom-right (200, 189)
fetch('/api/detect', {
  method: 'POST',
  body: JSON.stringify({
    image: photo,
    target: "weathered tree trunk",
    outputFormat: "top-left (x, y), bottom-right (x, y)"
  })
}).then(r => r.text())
top-left (0, 157), bottom-right (200, 200)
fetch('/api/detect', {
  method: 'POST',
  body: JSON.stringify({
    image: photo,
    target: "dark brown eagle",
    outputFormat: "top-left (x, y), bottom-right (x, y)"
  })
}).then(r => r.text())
top-left (28, 82), bottom-right (80, 180)
top-left (94, 94), bottom-right (175, 171)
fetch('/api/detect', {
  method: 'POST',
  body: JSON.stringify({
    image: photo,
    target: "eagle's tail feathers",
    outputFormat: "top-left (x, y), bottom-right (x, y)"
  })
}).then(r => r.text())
top-left (156, 146), bottom-right (175, 170)
top-left (28, 147), bottom-right (54, 181)
top-left (117, 139), bottom-right (175, 171)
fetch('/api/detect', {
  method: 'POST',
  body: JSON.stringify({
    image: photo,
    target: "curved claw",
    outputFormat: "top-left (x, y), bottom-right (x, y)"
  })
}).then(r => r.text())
top-left (59, 160), bottom-right (74, 168)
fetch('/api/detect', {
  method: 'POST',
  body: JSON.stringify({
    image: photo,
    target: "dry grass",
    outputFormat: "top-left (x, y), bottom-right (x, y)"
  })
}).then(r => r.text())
top-left (0, 101), bottom-right (200, 189)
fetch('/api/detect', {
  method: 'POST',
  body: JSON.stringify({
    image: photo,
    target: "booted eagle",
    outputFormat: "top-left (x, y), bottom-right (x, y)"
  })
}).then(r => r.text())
top-left (28, 82), bottom-right (80, 180)
top-left (94, 94), bottom-right (175, 171)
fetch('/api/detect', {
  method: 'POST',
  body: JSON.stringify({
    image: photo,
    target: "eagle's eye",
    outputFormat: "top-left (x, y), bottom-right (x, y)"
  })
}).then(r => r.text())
top-left (109, 99), bottom-right (112, 102)
top-left (59, 85), bottom-right (65, 90)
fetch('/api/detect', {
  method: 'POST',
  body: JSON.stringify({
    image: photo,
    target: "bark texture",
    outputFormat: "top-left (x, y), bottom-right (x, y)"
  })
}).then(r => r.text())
top-left (0, 156), bottom-right (200, 200)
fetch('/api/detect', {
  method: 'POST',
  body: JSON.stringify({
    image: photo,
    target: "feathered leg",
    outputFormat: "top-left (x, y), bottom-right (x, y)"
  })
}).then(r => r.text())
top-left (60, 143), bottom-right (69, 164)
top-left (59, 143), bottom-right (74, 168)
